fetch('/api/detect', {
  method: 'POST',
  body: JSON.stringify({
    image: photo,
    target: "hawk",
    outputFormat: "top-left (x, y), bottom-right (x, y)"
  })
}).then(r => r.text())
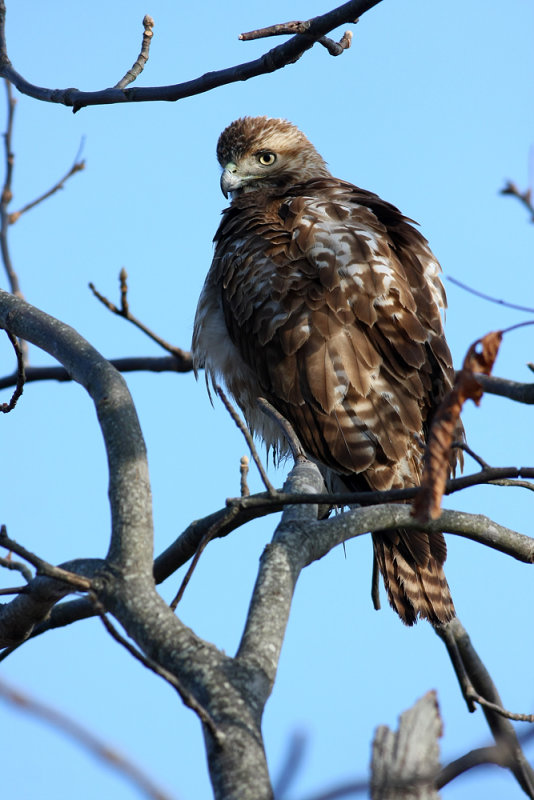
top-left (193, 116), bottom-right (458, 625)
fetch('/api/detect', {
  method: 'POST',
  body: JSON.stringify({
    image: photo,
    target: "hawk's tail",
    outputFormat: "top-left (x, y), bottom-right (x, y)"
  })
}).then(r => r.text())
top-left (372, 529), bottom-right (455, 626)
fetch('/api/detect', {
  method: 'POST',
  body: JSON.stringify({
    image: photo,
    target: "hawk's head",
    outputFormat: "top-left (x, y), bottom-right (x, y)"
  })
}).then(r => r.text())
top-left (217, 116), bottom-right (331, 198)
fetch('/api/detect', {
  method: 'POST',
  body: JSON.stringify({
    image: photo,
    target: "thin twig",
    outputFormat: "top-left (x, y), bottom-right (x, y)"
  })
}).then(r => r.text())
top-left (500, 179), bottom-right (534, 223)
top-left (467, 691), bottom-right (534, 723)
top-left (8, 139), bottom-right (85, 224)
top-left (0, 676), bottom-right (176, 800)
top-left (239, 20), bottom-right (313, 39)
top-left (239, 19), bottom-right (354, 56)
top-left (452, 440), bottom-right (490, 470)
top-left (488, 478), bottom-right (534, 491)
top-left (0, 585), bottom-right (26, 595)
top-left (216, 386), bottom-right (276, 496)
top-left (0, 330), bottom-right (24, 412)
top-left (0, 525), bottom-right (91, 591)
top-left (257, 396), bottom-right (307, 462)
top-left (89, 272), bottom-right (190, 360)
top-left (91, 594), bottom-right (223, 743)
top-left (448, 276), bottom-right (534, 314)
top-left (0, 79), bottom-right (22, 298)
top-left (169, 506), bottom-right (240, 610)
top-left (114, 15), bottom-right (155, 90)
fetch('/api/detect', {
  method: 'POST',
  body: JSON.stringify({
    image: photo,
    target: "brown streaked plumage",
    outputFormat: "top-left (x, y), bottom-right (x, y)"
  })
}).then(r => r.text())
top-left (193, 116), bottom-right (460, 625)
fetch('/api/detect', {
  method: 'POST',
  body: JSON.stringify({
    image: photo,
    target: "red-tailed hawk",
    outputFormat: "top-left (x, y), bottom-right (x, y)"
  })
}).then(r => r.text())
top-left (193, 116), bottom-right (458, 625)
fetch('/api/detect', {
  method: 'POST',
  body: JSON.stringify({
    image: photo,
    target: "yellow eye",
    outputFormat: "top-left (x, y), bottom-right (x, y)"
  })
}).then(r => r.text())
top-left (257, 152), bottom-right (276, 166)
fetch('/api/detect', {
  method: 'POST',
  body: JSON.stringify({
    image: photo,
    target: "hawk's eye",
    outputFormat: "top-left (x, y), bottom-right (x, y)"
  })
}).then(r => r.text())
top-left (257, 152), bottom-right (276, 166)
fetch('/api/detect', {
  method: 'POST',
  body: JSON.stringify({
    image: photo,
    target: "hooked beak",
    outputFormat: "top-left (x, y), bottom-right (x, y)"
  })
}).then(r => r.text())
top-left (220, 163), bottom-right (244, 199)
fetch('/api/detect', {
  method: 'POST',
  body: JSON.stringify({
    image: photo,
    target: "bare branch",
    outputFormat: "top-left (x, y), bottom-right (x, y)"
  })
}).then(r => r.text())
top-left (435, 619), bottom-right (534, 797)
top-left (0, 557), bottom-right (103, 649)
top-left (437, 745), bottom-right (510, 789)
top-left (239, 19), bottom-right (354, 56)
top-left (452, 440), bottom-right (490, 469)
top-left (236, 461), bottom-right (324, 683)
top-left (500, 179), bottom-right (534, 222)
top-left (89, 271), bottom-right (191, 360)
top-left (0, 584), bottom-right (26, 595)
top-left (476, 373), bottom-right (534, 405)
top-left (0, 289), bottom-right (155, 575)
top-left (0, 676), bottom-right (176, 800)
top-left (448, 275), bottom-right (534, 314)
top-left (226, 466), bottom-right (534, 515)
top-left (0, 79), bottom-right (22, 298)
top-left (240, 20), bottom-right (314, 39)
top-left (0, 526), bottom-right (91, 590)
top-left (114, 15), bottom-right (155, 90)
top-left (468, 692), bottom-right (534, 723)
top-left (0, 354), bottom-right (194, 390)
top-left (0, 0), bottom-right (382, 111)
top-left (91, 594), bottom-right (223, 742)
top-left (217, 385), bottom-right (277, 496)
top-left (8, 140), bottom-right (85, 224)
top-left (257, 396), bottom-right (307, 462)
top-left (0, 329), bottom-right (23, 411)
top-left (169, 505), bottom-right (240, 610)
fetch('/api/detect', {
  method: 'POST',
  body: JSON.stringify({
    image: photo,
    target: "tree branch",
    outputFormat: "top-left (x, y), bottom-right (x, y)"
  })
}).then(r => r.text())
top-left (0, 558), bottom-right (103, 648)
top-left (0, 676), bottom-right (176, 800)
top-left (0, 78), bottom-right (21, 296)
top-left (0, 329), bottom-right (23, 410)
top-left (0, 0), bottom-right (382, 111)
top-left (89, 270), bottom-right (191, 360)
top-left (8, 139), bottom-right (85, 224)
top-left (0, 526), bottom-right (92, 590)
top-left (0, 354), bottom-right (194, 390)
top-left (500, 179), bottom-right (534, 223)
top-left (475, 373), bottom-right (534, 404)
top-left (437, 745), bottom-right (510, 789)
top-left (91, 594), bottom-right (222, 742)
top-left (0, 288), bottom-right (155, 573)
top-left (113, 15), bottom-right (155, 90)
top-left (435, 619), bottom-right (534, 797)
top-left (217, 385), bottom-right (276, 496)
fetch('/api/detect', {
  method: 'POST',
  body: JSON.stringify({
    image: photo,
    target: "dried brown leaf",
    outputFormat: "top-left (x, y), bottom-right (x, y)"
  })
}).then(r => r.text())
top-left (412, 330), bottom-right (503, 522)
top-left (463, 330), bottom-right (503, 380)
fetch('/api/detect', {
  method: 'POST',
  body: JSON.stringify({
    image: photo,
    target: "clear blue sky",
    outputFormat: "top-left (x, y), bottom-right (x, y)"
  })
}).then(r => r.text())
top-left (1, 1), bottom-right (534, 799)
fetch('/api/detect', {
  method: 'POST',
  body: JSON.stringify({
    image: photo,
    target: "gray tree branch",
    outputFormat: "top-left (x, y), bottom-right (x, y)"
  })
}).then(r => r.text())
top-left (0, 559), bottom-right (101, 648)
top-left (1, 293), bottom-right (532, 800)
top-left (0, 289), bottom-right (278, 799)
top-left (435, 619), bottom-right (534, 797)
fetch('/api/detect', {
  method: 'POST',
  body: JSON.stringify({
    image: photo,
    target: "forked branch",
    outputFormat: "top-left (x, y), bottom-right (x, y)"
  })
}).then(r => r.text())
top-left (0, 0), bottom-right (381, 111)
